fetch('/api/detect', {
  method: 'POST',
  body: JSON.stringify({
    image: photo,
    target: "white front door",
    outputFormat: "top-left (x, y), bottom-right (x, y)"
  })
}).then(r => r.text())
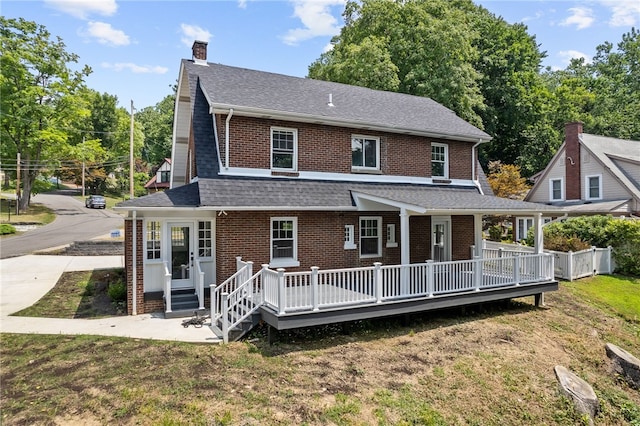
top-left (169, 222), bottom-right (194, 289)
top-left (432, 217), bottom-right (451, 262)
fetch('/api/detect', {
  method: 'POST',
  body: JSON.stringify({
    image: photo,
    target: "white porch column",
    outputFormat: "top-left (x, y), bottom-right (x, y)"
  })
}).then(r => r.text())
top-left (400, 209), bottom-right (410, 265)
top-left (400, 209), bottom-right (410, 295)
top-left (474, 214), bottom-right (483, 258)
top-left (533, 213), bottom-right (544, 254)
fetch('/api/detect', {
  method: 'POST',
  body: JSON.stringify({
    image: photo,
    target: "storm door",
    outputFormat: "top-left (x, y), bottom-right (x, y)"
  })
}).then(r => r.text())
top-left (169, 222), bottom-right (194, 289)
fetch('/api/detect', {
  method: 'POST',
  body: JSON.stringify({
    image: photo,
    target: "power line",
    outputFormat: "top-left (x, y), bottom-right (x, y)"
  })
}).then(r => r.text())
top-left (0, 113), bottom-right (132, 135)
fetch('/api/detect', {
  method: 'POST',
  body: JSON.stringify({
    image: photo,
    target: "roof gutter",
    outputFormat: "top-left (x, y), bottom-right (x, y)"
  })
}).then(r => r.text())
top-left (225, 108), bottom-right (233, 170)
top-left (471, 138), bottom-right (485, 194)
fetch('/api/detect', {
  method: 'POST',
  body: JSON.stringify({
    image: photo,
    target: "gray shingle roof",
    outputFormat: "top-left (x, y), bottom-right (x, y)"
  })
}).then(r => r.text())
top-left (117, 178), bottom-right (563, 214)
top-left (182, 60), bottom-right (491, 142)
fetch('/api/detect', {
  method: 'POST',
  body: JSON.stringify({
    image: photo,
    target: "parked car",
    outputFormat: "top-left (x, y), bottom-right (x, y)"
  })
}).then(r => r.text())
top-left (85, 195), bottom-right (106, 209)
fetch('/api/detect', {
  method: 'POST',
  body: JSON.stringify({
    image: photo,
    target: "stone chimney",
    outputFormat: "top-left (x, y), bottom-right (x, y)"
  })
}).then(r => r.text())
top-left (192, 40), bottom-right (208, 63)
top-left (565, 122), bottom-right (583, 200)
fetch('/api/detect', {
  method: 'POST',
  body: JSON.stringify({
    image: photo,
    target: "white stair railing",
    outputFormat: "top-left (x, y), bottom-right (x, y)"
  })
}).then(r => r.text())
top-left (163, 262), bottom-right (172, 313)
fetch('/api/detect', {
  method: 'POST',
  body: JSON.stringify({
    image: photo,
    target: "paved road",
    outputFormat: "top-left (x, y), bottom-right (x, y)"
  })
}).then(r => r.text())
top-left (0, 191), bottom-right (124, 259)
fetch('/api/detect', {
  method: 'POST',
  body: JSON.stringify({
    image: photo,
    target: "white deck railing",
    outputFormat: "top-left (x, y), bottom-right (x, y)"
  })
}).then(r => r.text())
top-left (195, 259), bottom-right (205, 310)
top-left (211, 257), bottom-right (253, 324)
top-left (260, 254), bottom-right (553, 314)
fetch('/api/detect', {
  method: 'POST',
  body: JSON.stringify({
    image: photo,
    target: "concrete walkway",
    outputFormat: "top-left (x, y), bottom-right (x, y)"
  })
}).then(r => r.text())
top-left (0, 255), bottom-right (221, 343)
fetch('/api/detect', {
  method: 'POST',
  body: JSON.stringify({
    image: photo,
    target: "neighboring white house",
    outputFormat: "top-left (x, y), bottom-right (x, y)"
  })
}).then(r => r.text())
top-left (515, 122), bottom-right (640, 241)
top-left (144, 158), bottom-right (171, 194)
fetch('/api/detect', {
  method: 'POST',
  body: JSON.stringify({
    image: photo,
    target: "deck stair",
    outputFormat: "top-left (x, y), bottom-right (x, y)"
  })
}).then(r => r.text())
top-left (165, 289), bottom-right (203, 319)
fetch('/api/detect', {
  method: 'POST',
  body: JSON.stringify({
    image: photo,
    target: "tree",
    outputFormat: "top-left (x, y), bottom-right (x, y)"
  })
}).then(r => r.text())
top-left (486, 161), bottom-right (529, 200)
top-left (0, 17), bottom-right (91, 211)
top-left (137, 94), bottom-right (175, 166)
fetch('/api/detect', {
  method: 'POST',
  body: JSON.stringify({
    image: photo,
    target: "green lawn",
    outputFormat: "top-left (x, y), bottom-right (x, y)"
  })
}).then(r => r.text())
top-left (563, 275), bottom-right (640, 323)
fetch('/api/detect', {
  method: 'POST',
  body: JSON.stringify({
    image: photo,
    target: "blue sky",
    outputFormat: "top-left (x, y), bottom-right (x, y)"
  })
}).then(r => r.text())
top-left (3, 0), bottom-right (639, 110)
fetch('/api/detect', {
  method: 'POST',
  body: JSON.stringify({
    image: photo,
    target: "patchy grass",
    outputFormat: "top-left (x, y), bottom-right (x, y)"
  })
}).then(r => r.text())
top-left (563, 275), bottom-right (640, 323)
top-left (11, 268), bottom-right (126, 318)
top-left (0, 202), bottom-right (55, 226)
top-left (1, 277), bottom-right (639, 425)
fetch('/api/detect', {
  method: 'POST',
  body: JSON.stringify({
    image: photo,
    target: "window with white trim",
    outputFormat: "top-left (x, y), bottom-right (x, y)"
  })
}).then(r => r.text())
top-left (360, 217), bottom-right (382, 258)
top-left (344, 225), bottom-right (356, 250)
top-left (351, 135), bottom-right (380, 170)
top-left (386, 223), bottom-right (398, 248)
top-left (549, 178), bottom-right (563, 201)
top-left (431, 143), bottom-right (448, 178)
top-left (585, 175), bottom-right (602, 200)
top-left (198, 221), bottom-right (212, 258)
top-left (146, 221), bottom-right (161, 260)
top-left (271, 127), bottom-right (297, 171)
top-left (271, 217), bottom-right (299, 267)
top-left (516, 217), bottom-right (533, 242)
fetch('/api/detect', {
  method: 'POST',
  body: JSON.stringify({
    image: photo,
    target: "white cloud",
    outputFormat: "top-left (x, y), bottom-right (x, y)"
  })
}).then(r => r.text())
top-left (281, 0), bottom-right (345, 46)
top-left (102, 62), bottom-right (169, 74)
top-left (238, 0), bottom-right (248, 9)
top-left (560, 7), bottom-right (595, 30)
top-left (180, 24), bottom-right (212, 48)
top-left (558, 50), bottom-right (592, 65)
top-left (44, 0), bottom-right (117, 19)
top-left (599, 0), bottom-right (640, 26)
top-left (84, 21), bottom-right (130, 46)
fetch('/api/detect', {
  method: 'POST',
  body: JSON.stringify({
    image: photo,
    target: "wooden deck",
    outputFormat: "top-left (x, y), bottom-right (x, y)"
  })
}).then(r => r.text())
top-left (210, 253), bottom-right (558, 342)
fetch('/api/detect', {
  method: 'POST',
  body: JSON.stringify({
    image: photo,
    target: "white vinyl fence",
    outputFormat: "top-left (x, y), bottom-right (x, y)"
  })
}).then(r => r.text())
top-left (481, 240), bottom-right (614, 281)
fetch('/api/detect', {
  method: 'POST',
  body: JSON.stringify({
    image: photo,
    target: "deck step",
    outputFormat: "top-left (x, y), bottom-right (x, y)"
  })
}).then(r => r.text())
top-left (211, 312), bottom-right (261, 341)
top-left (165, 290), bottom-right (200, 318)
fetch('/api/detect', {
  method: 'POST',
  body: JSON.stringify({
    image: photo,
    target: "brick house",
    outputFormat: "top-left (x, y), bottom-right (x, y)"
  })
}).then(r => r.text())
top-left (515, 122), bottom-right (640, 241)
top-left (116, 42), bottom-right (562, 339)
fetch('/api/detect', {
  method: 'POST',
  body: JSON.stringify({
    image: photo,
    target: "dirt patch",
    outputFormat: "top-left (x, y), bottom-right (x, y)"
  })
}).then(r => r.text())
top-left (11, 268), bottom-right (126, 318)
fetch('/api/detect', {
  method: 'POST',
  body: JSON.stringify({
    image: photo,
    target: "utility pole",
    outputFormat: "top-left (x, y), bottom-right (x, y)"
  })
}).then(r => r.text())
top-left (16, 153), bottom-right (20, 215)
top-left (81, 136), bottom-right (86, 198)
top-left (129, 100), bottom-right (135, 199)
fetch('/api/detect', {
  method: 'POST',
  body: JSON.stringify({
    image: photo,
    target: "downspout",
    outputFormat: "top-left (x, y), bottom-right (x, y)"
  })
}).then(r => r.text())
top-left (472, 139), bottom-right (484, 194)
top-left (132, 210), bottom-right (137, 315)
top-left (225, 108), bottom-right (234, 169)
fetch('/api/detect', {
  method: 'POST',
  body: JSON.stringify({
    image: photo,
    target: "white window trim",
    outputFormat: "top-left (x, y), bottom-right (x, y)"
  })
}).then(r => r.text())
top-left (144, 220), bottom-right (162, 263)
top-left (197, 220), bottom-right (213, 259)
top-left (431, 143), bottom-right (449, 179)
top-left (270, 217), bottom-right (300, 268)
top-left (344, 224), bottom-right (356, 250)
top-left (549, 178), bottom-right (564, 201)
top-left (585, 174), bottom-right (602, 200)
top-left (386, 223), bottom-right (398, 248)
top-left (516, 217), bottom-right (533, 242)
top-left (270, 127), bottom-right (298, 172)
top-left (351, 134), bottom-right (380, 171)
top-left (359, 216), bottom-right (382, 258)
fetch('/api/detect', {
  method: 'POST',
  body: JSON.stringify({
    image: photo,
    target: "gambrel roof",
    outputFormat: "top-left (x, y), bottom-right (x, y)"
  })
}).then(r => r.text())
top-left (182, 60), bottom-right (491, 142)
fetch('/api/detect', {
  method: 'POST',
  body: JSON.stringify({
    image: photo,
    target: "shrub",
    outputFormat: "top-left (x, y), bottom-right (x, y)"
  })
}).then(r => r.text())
top-left (543, 234), bottom-right (591, 252)
top-left (488, 225), bottom-right (502, 241)
top-left (107, 280), bottom-right (127, 303)
top-left (0, 223), bottom-right (16, 235)
top-left (526, 215), bottom-right (640, 276)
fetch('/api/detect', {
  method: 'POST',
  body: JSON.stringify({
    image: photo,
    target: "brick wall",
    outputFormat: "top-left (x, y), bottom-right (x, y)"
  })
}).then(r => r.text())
top-left (451, 216), bottom-right (475, 260)
top-left (214, 115), bottom-right (475, 180)
top-left (565, 122), bottom-right (583, 200)
top-left (125, 219), bottom-right (145, 315)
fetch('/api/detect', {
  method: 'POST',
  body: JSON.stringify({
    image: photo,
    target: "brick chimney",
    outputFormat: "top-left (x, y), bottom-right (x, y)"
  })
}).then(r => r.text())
top-left (192, 40), bottom-right (208, 62)
top-left (564, 121), bottom-right (583, 200)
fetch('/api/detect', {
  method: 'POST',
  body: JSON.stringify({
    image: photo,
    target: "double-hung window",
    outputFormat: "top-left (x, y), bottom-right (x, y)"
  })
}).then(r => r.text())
top-left (146, 221), bottom-right (161, 260)
top-left (271, 127), bottom-right (297, 171)
top-left (360, 217), bottom-right (382, 258)
top-left (549, 178), bottom-right (563, 201)
top-left (585, 175), bottom-right (602, 200)
top-left (431, 143), bottom-right (448, 178)
top-left (351, 135), bottom-right (380, 171)
top-left (271, 217), bottom-right (299, 267)
top-left (160, 171), bottom-right (170, 183)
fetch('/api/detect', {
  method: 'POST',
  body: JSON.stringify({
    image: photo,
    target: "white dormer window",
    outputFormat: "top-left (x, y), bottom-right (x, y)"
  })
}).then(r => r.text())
top-left (351, 135), bottom-right (380, 171)
top-left (585, 175), bottom-right (602, 200)
top-left (549, 178), bottom-right (564, 201)
top-left (431, 143), bottom-right (448, 178)
top-left (271, 127), bottom-right (297, 171)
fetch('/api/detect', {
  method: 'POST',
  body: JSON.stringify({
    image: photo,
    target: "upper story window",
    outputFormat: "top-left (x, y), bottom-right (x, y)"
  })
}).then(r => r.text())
top-left (270, 217), bottom-right (300, 268)
top-left (431, 143), bottom-right (448, 178)
top-left (351, 135), bottom-right (380, 171)
top-left (549, 178), bottom-right (563, 201)
top-left (271, 127), bottom-right (297, 171)
top-left (360, 217), bottom-right (382, 258)
top-left (586, 175), bottom-right (602, 200)
top-left (160, 171), bottom-right (170, 183)
top-left (146, 221), bottom-right (161, 260)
